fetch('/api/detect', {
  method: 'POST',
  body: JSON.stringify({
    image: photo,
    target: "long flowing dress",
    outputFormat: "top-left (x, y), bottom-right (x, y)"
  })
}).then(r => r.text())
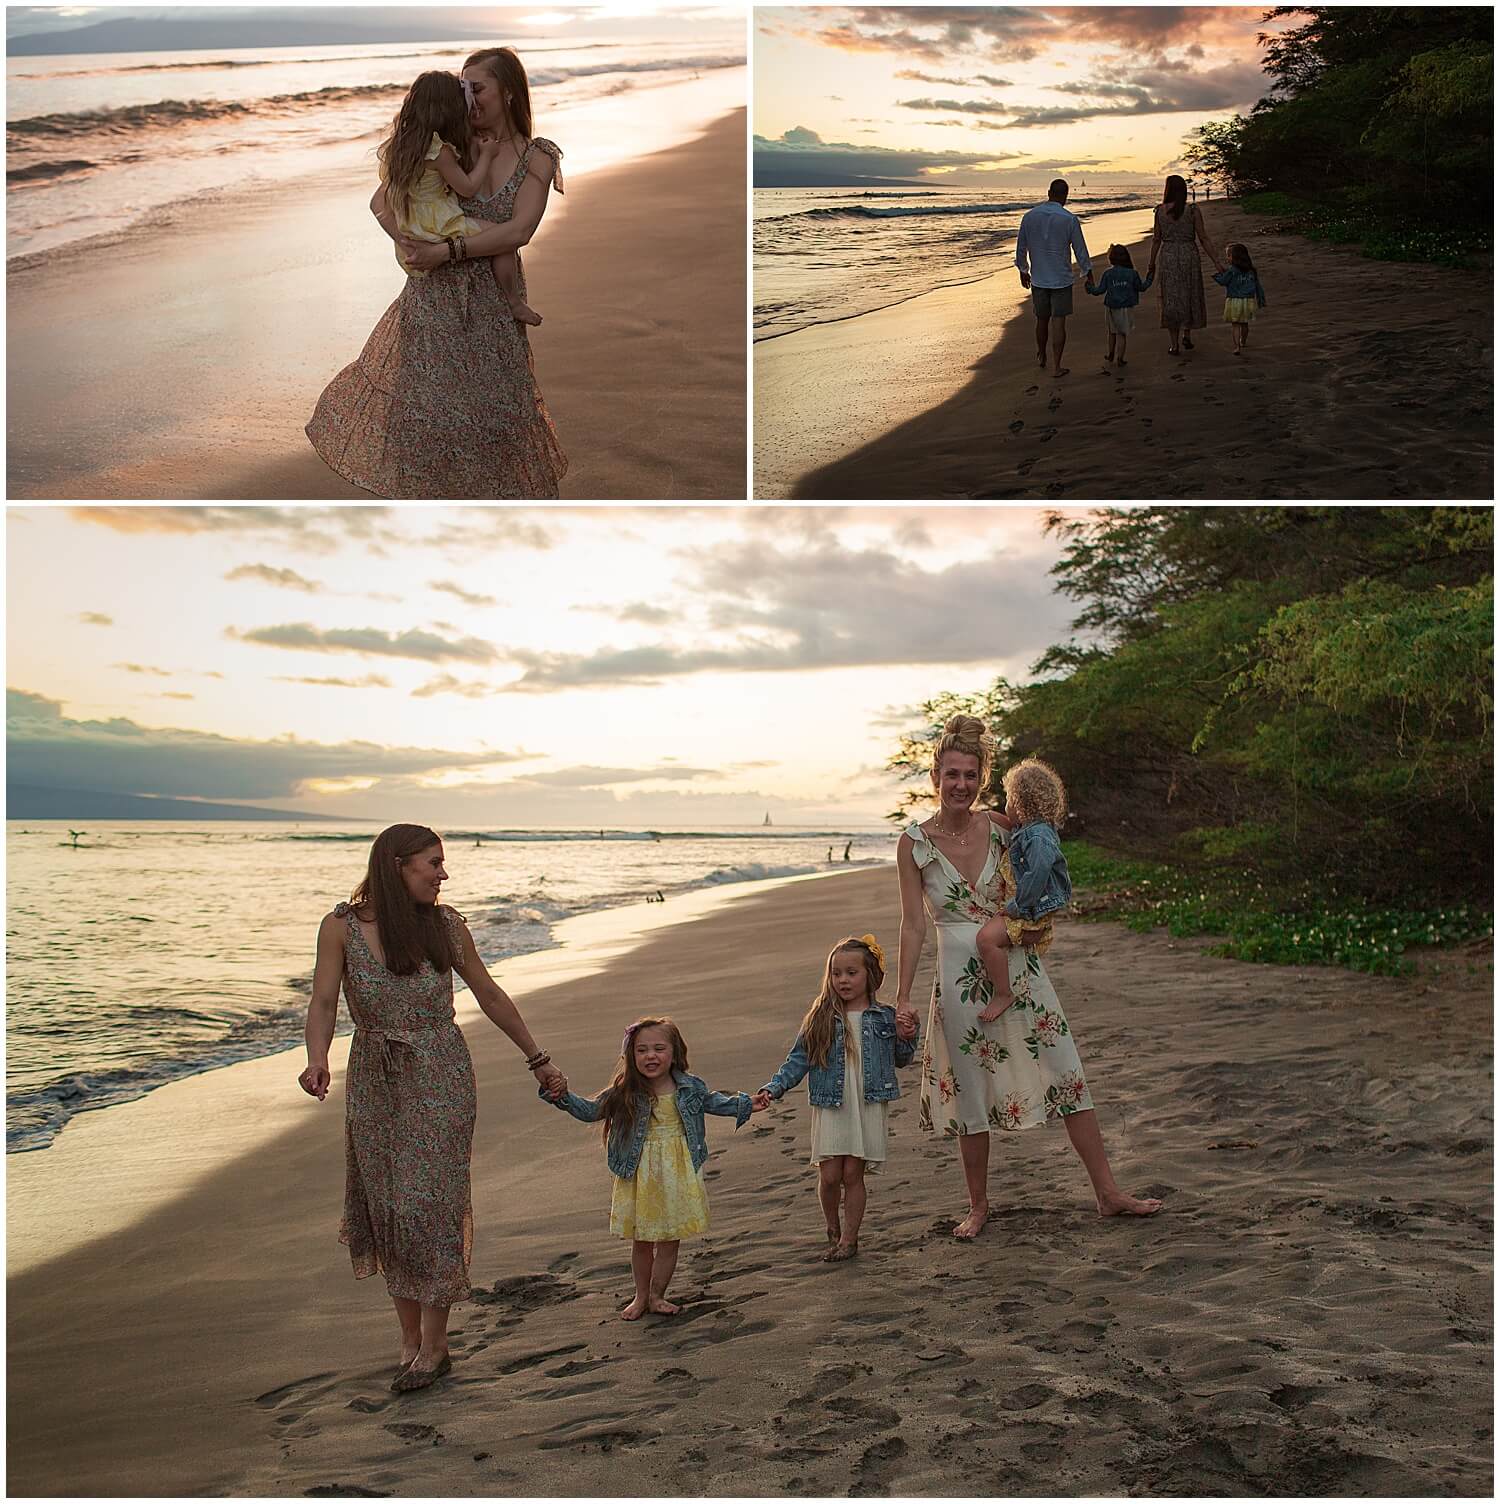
top-left (335, 901), bottom-right (476, 1306)
top-left (306, 138), bottom-right (568, 499)
top-left (906, 821), bottom-right (1094, 1136)
top-left (1152, 203), bottom-right (1208, 331)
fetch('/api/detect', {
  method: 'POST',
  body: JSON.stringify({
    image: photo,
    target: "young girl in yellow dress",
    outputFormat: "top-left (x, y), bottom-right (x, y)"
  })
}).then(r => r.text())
top-left (542, 1017), bottom-right (763, 1319)
top-left (377, 70), bottom-right (542, 326)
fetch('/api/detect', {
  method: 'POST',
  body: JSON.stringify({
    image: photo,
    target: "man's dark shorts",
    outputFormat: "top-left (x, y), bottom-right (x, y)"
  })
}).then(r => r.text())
top-left (1030, 284), bottom-right (1074, 318)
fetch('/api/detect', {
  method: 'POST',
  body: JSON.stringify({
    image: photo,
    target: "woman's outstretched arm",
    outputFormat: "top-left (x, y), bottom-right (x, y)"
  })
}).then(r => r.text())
top-left (451, 915), bottom-right (566, 1094)
top-left (1193, 206), bottom-right (1223, 270)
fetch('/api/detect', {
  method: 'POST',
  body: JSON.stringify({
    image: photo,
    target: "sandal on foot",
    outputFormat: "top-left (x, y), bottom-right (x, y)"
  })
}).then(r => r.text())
top-left (392, 1353), bottom-right (452, 1393)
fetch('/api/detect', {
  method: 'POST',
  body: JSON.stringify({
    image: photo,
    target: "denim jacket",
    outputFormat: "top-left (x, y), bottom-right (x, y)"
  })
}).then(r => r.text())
top-left (760, 1004), bottom-right (917, 1108)
top-left (542, 1069), bottom-right (752, 1179)
top-left (1212, 265), bottom-right (1267, 307)
top-left (1004, 820), bottom-right (1072, 921)
top-left (1085, 265), bottom-right (1153, 308)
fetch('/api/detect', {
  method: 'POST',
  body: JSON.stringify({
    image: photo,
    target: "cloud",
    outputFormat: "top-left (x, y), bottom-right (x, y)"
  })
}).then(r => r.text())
top-left (510, 764), bottom-right (723, 788)
top-left (896, 96), bottom-right (1011, 115)
top-left (78, 612), bottom-right (113, 626)
top-left (430, 580), bottom-right (499, 608)
top-left (6, 688), bottom-right (522, 801)
top-left (113, 662), bottom-right (173, 677)
top-left (410, 674), bottom-right (505, 700)
top-left (797, 6), bottom-right (1254, 63)
top-left (895, 69), bottom-right (1012, 87)
top-left (780, 124), bottom-right (822, 144)
top-left (493, 536), bottom-right (1074, 691)
top-left (228, 622), bottom-right (498, 664)
top-left (156, 692), bottom-right (196, 701)
top-left (273, 674), bottom-right (394, 689)
top-left (1007, 59), bottom-right (1267, 126)
top-left (225, 563), bottom-right (324, 593)
top-left (754, 133), bottom-right (1022, 183)
top-left (68, 505), bottom-right (395, 554)
top-left (576, 600), bottom-right (681, 627)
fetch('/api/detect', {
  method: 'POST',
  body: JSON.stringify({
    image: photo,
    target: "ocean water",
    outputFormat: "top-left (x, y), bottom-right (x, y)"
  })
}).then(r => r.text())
top-left (6, 38), bottom-right (745, 258)
top-left (5, 822), bottom-right (889, 1152)
top-left (753, 184), bottom-right (1157, 342)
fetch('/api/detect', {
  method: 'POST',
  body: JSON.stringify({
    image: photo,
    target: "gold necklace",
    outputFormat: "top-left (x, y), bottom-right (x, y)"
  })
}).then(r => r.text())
top-left (931, 811), bottom-right (976, 847)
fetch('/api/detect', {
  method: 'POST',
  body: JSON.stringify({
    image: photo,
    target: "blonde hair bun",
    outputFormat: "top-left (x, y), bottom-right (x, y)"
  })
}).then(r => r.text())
top-left (932, 713), bottom-right (995, 784)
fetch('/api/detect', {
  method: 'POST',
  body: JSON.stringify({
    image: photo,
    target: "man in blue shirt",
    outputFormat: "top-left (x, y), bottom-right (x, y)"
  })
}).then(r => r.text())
top-left (1015, 178), bottom-right (1093, 379)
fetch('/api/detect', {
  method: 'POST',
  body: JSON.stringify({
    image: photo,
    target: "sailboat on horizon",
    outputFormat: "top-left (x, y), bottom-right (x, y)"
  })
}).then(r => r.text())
top-left (763, 811), bottom-right (772, 826)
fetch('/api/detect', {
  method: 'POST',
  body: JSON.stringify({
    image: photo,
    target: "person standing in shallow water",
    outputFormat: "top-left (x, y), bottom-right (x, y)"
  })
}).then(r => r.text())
top-left (1015, 178), bottom-right (1093, 380)
top-left (300, 823), bottom-right (567, 1391)
top-left (893, 715), bottom-right (1162, 1240)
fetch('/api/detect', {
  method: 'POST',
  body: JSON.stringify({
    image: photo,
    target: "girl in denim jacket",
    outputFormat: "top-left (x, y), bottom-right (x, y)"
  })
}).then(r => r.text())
top-left (543, 1016), bottom-right (762, 1319)
top-left (1212, 242), bottom-right (1267, 354)
top-left (975, 759), bottom-right (1072, 1021)
top-left (754, 936), bottom-right (917, 1262)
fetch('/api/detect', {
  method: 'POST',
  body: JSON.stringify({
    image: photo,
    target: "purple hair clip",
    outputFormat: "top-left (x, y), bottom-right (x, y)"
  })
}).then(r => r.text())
top-left (620, 1023), bottom-right (639, 1059)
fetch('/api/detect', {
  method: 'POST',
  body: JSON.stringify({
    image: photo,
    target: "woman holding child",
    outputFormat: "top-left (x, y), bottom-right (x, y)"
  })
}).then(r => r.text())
top-left (306, 46), bottom-right (567, 498)
top-left (895, 716), bottom-right (1161, 1240)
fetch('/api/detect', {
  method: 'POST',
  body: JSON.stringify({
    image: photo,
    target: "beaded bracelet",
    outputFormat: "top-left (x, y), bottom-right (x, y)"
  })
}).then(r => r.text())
top-left (525, 1049), bottom-right (551, 1071)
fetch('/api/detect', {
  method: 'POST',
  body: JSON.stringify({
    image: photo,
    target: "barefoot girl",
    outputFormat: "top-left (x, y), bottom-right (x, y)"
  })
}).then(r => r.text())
top-left (754, 936), bottom-right (918, 1261)
top-left (974, 759), bottom-right (1073, 1021)
top-left (1212, 243), bottom-right (1267, 354)
top-left (542, 1017), bottom-right (761, 1318)
top-left (376, 70), bottom-right (542, 325)
top-left (1084, 244), bottom-right (1153, 367)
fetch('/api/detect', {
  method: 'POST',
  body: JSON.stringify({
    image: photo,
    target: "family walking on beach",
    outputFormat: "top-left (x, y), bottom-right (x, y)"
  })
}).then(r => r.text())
top-left (300, 715), bottom-right (1159, 1392)
top-left (1015, 175), bottom-right (1267, 376)
top-left (304, 46), bottom-right (568, 499)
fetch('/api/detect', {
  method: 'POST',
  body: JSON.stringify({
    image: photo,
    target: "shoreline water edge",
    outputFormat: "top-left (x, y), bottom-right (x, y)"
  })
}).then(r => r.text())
top-left (6, 829), bottom-right (888, 1155)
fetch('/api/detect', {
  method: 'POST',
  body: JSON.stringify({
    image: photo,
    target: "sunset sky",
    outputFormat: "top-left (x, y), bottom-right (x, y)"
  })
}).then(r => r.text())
top-left (755, 5), bottom-right (1288, 188)
top-left (7, 507), bottom-right (1084, 826)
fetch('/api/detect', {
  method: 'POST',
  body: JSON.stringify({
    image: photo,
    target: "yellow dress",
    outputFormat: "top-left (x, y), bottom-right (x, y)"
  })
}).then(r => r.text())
top-left (387, 133), bottom-right (487, 278)
top-left (609, 1094), bottom-right (711, 1242)
top-left (1000, 847), bottom-right (1056, 953)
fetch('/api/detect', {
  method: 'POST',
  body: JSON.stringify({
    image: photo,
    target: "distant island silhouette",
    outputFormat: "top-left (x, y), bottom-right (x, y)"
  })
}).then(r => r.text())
top-left (6, 785), bottom-right (336, 821)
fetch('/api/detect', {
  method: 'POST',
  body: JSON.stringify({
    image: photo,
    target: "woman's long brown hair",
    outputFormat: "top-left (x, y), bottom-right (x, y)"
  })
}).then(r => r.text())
top-left (1162, 173), bottom-right (1188, 222)
top-left (350, 823), bottom-right (458, 976)
top-left (598, 1017), bottom-right (689, 1146)
top-left (464, 46), bottom-right (534, 140)
top-left (798, 938), bottom-right (884, 1070)
top-left (378, 71), bottom-right (473, 220)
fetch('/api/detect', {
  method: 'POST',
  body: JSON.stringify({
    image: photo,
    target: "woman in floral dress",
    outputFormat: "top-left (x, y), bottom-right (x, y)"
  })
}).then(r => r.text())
top-left (894, 715), bottom-right (1161, 1240)
top-left (306, 46), bottom-right (567, 498)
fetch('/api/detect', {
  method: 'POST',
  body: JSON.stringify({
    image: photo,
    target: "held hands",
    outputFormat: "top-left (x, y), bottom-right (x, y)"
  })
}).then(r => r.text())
top-left (298, 1064), bottom-right (330, 1101)
top-left (751, 1089), bottom-right (774, 1113)
top-left (535, 1061), bottom-right (568, 1100)
top-left (894, 1002), bottom-right (919, 1039)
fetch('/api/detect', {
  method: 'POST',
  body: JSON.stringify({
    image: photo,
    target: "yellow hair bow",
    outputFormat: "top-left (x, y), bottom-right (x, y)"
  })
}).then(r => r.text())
top-left (859, 933), bottom-right (886, 970)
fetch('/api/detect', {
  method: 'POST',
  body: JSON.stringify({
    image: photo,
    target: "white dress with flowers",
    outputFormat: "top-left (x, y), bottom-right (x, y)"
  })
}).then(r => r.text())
top-left (906, 820), bottom-right (1094, 1136)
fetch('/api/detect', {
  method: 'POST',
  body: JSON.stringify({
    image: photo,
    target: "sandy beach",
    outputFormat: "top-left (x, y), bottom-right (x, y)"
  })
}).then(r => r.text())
top-left (7, 865), bottom-right (1491, 1497)
top-left (6, 109), bottom-right (746, 502)
top-left (756, 202), bottom-right (1493, 500)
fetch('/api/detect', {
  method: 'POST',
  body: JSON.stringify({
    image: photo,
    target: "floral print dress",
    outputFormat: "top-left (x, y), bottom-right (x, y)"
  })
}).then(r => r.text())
top-left (905, 821), bottom-right (1094, 1137)
top-left (335, 902), bottom-right (477, 1306)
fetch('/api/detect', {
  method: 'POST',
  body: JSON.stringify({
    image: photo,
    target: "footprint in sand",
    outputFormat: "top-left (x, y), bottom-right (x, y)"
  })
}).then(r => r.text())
top-left (1016, 459), bottom-right (1035, 476)
top-left (1008, 419), bottom-right (1024, 434)
top-left (1023, 384), bottom-right (1039, 396)
top-left (499, 1342), bottom-right (588, 1375)
top-left (1044, 481), bottom-right (1064, 497)
top-left (1047, 396), bottom-right (1062, 412)
top-left (1170, 372), bottom-right (1186, 382)
top-left (1037, 425), bottom-right (1058, 443)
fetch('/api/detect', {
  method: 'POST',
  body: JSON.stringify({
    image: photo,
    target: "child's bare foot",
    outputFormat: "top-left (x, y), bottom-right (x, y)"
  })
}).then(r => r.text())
top-left (621, 1294), bottom-right (649, 1320)
top-left (647, 1294), bottom-right (680, 1315)
top-left (509, 300), bottom-right (543, 326)
top-left (1098, 1190), bottom-right (1164, 1217)
top-left (1050, 366), bottom-right (1070, 378)
top-left (1116, 357), bottom-right (1128, 366)
top-left (954, 1203), bottom-right (988, 1240)
top-left (976, 995), bottom-right (1014, 1024)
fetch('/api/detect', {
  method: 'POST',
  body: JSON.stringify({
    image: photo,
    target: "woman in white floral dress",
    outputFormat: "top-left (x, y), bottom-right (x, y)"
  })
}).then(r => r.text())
top-left (894, 715), bottom-right (1162, 1240)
